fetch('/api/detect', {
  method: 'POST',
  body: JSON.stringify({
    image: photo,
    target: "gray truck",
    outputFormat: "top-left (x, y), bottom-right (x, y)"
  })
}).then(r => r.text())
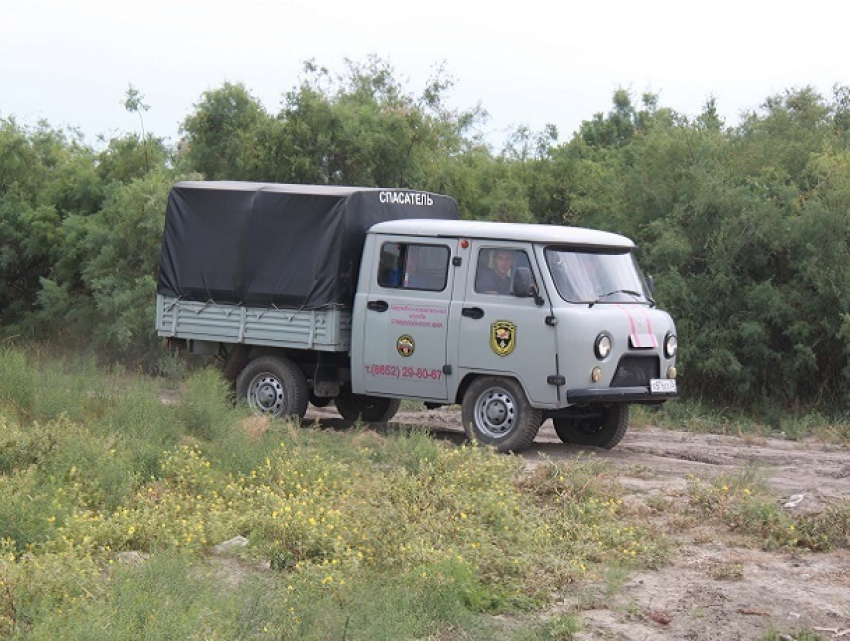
top-left (156, 181), bottom-right (678, 452)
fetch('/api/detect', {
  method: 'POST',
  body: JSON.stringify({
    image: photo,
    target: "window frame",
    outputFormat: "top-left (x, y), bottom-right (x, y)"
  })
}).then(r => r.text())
top-left (474, 246), bottom-right (534, 296)
top-left (376, 241), bottom-right (451, 292)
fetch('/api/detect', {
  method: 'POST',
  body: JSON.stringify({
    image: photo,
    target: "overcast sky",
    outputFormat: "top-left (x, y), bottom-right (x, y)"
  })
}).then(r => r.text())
top-left (3, 0), bottom-right (849, 150)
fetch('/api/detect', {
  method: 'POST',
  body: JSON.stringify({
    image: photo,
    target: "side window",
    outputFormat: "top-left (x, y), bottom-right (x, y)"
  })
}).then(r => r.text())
top-left (474, 248), bottom-right (534, 296)
top-left (377, 243), bottom-right (404, 288)
top-left (377, 242), bottom-right (450, 292)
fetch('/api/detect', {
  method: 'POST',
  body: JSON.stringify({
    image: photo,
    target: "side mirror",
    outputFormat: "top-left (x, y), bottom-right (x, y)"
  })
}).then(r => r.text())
top-left (513, 268), bottom-right (544, 306)
top-left (646, 274), bottom-right (655, 295)
top-left (512, 267), bottom-right (533, 297)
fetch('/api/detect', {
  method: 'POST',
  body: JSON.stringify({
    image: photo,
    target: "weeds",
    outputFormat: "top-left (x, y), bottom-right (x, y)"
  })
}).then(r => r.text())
top-left (710, 562), bottom-right (745, 580)
top-left (687, 470), bottom-right (850, 551)
top-left (519, 456), bottom-right (670, 572)
top-left (1, 346), bottom-right (845, 639)
top-left (0, 348), bottom-right (112, 424)
top-left (637, 400), bottom-right (850, 444)
top-left (0, 347), bottom-right (669, 639)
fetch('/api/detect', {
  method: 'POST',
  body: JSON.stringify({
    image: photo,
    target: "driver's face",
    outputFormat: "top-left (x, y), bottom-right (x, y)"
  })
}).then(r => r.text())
top-left (494, 251), bottom-right (513, 276)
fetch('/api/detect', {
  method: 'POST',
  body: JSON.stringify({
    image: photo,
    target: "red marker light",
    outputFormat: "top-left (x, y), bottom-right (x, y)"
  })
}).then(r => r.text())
top-left (461, 239), bottom-right (469, 249)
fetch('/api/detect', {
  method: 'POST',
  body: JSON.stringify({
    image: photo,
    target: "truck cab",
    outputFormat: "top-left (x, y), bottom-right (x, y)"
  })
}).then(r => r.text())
top-left (350, 219), bottom-right (678, 452)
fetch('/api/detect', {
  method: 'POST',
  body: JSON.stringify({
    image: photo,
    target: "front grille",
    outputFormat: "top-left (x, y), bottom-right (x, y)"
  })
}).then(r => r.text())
top-left (611, 356), bottom-right (659, 387)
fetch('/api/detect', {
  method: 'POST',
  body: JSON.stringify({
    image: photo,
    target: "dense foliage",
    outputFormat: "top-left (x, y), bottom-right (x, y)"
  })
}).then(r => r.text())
top-left (1, 59), bottom-right (848, 414)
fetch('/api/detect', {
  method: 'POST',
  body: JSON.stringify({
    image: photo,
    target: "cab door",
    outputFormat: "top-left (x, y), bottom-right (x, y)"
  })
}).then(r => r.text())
top-left (455, 242), bottom-right (559, 407)
top-left (358, 238), bottom-right (457, 401)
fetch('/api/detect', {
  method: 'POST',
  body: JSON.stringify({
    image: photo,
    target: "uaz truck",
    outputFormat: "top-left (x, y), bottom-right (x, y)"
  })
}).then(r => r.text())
top-left (156, 181), bottom-right (678, 453)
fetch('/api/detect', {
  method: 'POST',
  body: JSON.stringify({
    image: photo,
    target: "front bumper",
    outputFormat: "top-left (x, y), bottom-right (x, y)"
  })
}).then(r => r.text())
top-left (566, 385), bottom-right (679, 405)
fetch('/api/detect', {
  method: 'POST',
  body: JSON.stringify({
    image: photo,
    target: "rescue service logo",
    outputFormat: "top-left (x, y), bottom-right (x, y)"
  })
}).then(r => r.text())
top-left (396, 334), bottom-right (415, 357)
top-left (490, 321), bottom-right (516, 356)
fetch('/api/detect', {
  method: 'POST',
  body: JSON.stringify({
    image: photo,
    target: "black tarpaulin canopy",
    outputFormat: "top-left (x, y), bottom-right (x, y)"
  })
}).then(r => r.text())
top-left (157, 181), bottom-right (460, 308)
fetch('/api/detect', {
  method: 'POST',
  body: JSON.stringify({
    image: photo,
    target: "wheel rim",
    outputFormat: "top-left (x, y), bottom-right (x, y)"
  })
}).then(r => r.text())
top-left (247, 373), bottom-right (285, 415)
top-left (473, 387), bottom-right (516, 439)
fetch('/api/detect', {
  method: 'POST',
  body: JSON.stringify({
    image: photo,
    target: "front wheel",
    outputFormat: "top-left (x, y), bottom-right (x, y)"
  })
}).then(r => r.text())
top-left (461, 377), bottom-right (541, 453)
top-left (552, 404), bottom-right (629, 449)
top-left (235, 356), bottom-right (309, 420)
top-left (335, 393), bottom-right (401, 423)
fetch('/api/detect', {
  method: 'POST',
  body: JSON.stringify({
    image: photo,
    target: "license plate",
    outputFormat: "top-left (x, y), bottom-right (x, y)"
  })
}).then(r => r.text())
top-left (650, 379), bottom-right (677, 394)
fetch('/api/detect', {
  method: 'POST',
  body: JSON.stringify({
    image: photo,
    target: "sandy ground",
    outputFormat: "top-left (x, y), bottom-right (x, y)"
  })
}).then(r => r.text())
top-left (306, 404), bottom-right (850, 640)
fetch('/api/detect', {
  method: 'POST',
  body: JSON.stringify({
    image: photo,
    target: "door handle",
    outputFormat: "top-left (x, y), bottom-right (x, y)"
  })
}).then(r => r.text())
top-left (367, 300), bottom-right (389, 312)
top-left (462, 307), bottom-right (484, 319)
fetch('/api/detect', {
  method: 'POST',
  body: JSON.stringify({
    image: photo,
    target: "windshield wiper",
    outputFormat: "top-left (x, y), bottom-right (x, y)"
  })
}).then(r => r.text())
top-left (589, 289), bottom-right (644, 307)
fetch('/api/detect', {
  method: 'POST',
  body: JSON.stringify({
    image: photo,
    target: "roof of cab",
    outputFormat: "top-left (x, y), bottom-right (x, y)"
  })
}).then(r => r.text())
top-left (367, 219), bottom-right (635, 249)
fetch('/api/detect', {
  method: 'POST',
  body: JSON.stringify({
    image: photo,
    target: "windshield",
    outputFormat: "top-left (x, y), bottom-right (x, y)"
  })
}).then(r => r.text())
top-left (544, 247), bottom-right (651, 304)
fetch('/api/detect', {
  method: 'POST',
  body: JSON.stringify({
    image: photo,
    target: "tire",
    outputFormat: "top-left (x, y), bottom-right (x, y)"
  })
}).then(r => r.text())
top-left (461, 377), bottom-right (541, 453)
top-left (221, 343), bottom-right (250, 385)
top-left (235, 356), bottom-right (309, 420)
top-left (335, 393), bottom-right (401, 423)
top-left (309, 392), bottom-right (332, 408)
top-left (552, 404), bottom-right (629, 449)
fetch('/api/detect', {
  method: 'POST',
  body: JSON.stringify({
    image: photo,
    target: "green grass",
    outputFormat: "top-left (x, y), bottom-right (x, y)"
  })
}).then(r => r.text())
top-left (633, 399), bottom-right (850, 444)
top-left (2, 346), bottom-right (847, 639)
top-left (686, 469), bottom-right (850, 551)
top-left (0, 347), bottom-right (671, 639)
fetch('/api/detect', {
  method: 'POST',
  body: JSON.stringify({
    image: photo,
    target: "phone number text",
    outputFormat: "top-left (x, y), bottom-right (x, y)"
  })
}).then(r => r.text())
top-left (364, 364), bottom-right (443, 380)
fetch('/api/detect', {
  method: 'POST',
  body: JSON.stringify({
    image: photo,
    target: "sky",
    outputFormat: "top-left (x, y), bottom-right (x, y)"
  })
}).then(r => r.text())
top-left (3, 0), bottom-right (850, 151)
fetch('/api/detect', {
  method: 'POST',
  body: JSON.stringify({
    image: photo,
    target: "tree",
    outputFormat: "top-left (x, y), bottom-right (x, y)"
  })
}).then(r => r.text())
top-left (0, 118), bottom-right (86, 325)
top-left (123, 84), bottom-right (152, 173)
top-left (37, 170), bottom-right (177, 364)
top-left (181, 57), bottom-right (486, 193)
top-left (180, 82), bottom-right (270, 180)
top-left (264, 57), bottom-right (484, 188)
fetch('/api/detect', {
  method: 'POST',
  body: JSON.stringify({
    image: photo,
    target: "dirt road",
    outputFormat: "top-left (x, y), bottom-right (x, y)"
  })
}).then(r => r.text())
top-left (308, 405), bottom-right (850, 640)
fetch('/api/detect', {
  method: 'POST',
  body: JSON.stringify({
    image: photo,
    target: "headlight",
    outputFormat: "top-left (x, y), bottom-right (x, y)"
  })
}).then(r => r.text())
top-left (595, 334), bottom-right (612, 360)
top-left (664, 333), bottom-right (678, 358)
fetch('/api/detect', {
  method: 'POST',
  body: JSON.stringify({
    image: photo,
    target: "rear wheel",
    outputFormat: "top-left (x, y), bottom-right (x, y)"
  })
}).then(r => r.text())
top-left (309, 391), bottom-right (332, 408)
top-left (552, 404), bottom-right (629, 449)
top-left (461, 376), bottom-right (541, 453)
top-left (235, 356), bottom-right (309, 420)
top-left (335, 393), bottom-right (401, 423)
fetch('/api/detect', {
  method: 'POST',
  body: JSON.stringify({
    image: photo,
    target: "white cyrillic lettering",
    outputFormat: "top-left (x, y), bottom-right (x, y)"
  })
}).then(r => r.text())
top-left (378, 191), bottom-right (435, 206)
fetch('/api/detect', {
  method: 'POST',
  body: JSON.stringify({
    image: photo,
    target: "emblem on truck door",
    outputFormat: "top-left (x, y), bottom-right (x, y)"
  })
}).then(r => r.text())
top-left (490, 321), bottom-right (516, 356)
top-left (396, 335), bottom-right (415, 357)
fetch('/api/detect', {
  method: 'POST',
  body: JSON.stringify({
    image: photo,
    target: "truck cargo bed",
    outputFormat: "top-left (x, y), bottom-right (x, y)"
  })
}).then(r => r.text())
top-left (155, 294), bottom-right (352, 352)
